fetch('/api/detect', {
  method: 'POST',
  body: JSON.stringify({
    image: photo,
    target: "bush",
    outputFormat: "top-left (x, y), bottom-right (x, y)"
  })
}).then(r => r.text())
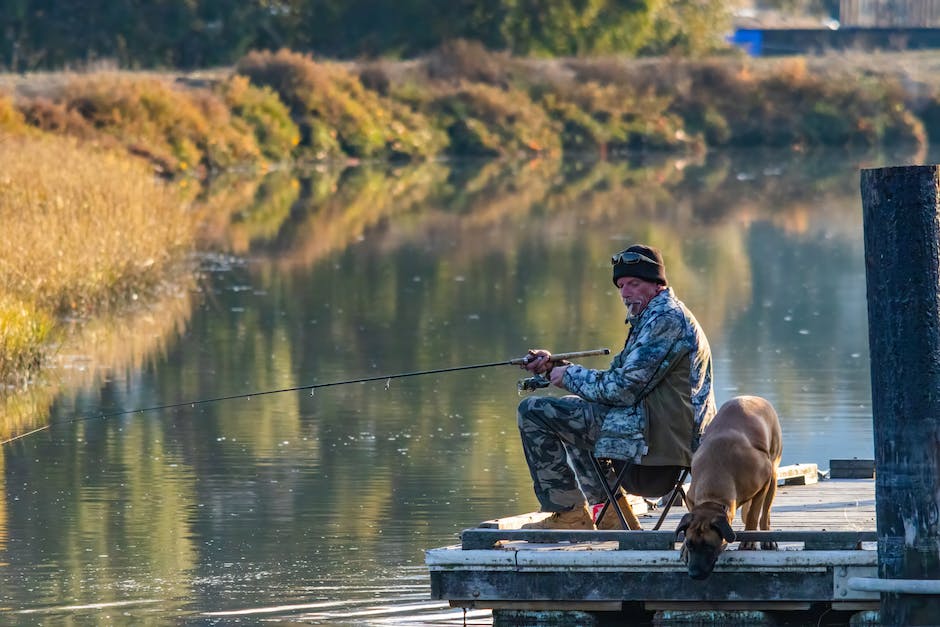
top-left (19, 97), bottom-right (100, 140)
top-left (430, 82), bottom-right (561, 156)
top-left (217, 75), bottom-right (300, 163)
top-left (59, 73), bottom-right (264, 175)
top-left (535, 79), bottom-right (699, 156)
top-left (236, 49), bottom-right (447, 161)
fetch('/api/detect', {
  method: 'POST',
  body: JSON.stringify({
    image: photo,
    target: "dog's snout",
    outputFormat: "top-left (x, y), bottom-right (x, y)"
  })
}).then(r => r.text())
top-left (683, 544), bottom-right (720, 580)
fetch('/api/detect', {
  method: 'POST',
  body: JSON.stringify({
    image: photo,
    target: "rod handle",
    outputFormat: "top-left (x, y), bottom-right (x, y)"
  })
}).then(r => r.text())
top-left (508, 347), bottom-right (610, 366)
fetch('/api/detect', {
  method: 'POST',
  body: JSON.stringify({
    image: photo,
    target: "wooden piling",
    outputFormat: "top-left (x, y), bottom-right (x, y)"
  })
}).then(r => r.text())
top-left (860, 165), bottom-right (940, 625)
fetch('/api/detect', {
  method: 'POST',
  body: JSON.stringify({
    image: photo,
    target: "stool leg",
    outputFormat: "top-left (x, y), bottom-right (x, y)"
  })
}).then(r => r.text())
top-left (652, 468), bottom-right (690, 531)
top-left (591, 458), bottom-right (640, 530)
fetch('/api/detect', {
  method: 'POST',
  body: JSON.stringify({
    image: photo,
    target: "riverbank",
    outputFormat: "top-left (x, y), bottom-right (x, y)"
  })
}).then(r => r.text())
top-left (3, 47), bottom-right (939, 175)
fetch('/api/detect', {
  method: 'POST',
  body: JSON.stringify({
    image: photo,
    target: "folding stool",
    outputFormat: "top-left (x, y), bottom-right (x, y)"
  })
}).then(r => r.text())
top-left (590, 457), bottom-right (690, 531)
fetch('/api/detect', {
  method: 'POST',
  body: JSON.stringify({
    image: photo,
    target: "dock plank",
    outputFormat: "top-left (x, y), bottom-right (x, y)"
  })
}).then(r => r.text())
top-left (483, 477), bottom-right (876, 534)
top-left (654, 477), bottom-right (875, 533)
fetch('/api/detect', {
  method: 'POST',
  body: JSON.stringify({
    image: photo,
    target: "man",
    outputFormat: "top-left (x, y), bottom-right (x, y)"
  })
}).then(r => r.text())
top-left (517, 244), bottom-right (716, 530)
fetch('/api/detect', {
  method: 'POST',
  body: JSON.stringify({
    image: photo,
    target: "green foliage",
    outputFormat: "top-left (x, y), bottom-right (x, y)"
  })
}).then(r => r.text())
top-left (642, 0), bottom-right (733, 56)
top-left (236, 49), bottom-right (448, 161)
top-left (499, 0), bottom-right (664, 56)
top-left (536, 80), bottom-right (700, 156)
top-left (0, 296), bottom-right (52, 386)
top-left (0, 0), bottom-right (732, 70)
top-left (217, 75), bottom-right (301, 162)
top-left (229, 172), bottom-right (302, 248)
top-left (430, 82), bottom-right (562, 156)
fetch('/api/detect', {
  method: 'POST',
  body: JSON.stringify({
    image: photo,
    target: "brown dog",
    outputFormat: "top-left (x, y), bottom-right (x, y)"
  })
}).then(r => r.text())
top-left (675, 395), bottom-right (782, 580)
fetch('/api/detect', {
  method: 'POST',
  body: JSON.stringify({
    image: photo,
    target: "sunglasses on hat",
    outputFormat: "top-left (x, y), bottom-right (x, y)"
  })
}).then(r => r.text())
top-left (611, 251), bottom-right (660, 266)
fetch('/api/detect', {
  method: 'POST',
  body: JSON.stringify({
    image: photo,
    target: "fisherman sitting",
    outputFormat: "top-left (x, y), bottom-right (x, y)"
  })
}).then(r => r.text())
top-left (517, 244), bottom-right (717, 530)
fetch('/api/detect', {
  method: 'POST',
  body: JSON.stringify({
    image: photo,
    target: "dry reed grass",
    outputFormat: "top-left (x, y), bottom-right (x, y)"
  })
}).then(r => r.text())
top-left (0, 135), bottom-right (195, 316)
top-left (0, 134), bottom-right (195, 387)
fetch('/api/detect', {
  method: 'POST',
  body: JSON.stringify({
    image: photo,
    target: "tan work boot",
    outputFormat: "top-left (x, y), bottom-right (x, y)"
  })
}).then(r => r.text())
top-left (596, 495), bottom-right (643, 530)
top-left (521, 505), bottom-right (596, 530)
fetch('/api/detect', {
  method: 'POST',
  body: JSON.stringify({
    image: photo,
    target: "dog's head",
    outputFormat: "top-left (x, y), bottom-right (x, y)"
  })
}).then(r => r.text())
top-left (675, 507), bottom-right (736, 580)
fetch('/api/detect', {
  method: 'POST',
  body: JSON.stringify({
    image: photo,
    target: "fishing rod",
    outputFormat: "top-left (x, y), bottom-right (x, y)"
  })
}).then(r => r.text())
top-left (0, 347), bottom-right (610, 446)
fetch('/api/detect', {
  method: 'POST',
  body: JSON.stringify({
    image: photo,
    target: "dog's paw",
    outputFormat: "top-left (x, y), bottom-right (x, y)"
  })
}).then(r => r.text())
top-left (760, 540), bottom-right (778, 550)
top-left (737, 540), bottom-right (757, 550)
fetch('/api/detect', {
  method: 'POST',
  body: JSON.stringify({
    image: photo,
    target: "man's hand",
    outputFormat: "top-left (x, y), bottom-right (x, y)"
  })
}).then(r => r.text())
top-left (522, 349), bottom-right (553, 374)
top-left (549, 365), bottom-right (569, 388)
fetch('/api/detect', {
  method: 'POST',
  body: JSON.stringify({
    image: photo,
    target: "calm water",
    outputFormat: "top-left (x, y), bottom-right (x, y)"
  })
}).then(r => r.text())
top-left (0, 147), bottom-right (914, 624)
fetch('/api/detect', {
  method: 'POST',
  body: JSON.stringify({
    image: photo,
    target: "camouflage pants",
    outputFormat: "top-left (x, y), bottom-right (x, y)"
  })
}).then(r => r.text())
top-left (517, 394), bottom-right (618, 512)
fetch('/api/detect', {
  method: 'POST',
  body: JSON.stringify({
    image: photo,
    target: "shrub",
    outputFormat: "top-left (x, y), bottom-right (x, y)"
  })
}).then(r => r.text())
top-left (628, 58), bottom-right (925, 149)
top-left (60, 73), bottom-right (263, 175)
top-left (19, 97), bottom-right (100, 140)
top-left (236, 49), bottom-right (447, 161)
top-left (217, 75), bottom-right (300, 162)
top-left (536, 80), bottom-right (698, 155)
top-left (430, 82), bottom-right (561, 157)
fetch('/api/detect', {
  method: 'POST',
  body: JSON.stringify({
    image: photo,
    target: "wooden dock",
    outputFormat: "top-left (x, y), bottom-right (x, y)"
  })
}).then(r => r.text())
top-left (426, 468), bottom-right (879, 625)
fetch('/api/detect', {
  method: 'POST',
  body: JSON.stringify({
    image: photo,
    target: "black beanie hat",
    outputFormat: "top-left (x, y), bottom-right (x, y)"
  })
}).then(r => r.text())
top-left (611, 245), bottom-right (667, 287)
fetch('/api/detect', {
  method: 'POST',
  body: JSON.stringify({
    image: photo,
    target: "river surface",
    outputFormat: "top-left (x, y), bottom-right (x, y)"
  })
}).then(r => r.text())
top-left (0, 147), bottom-right (916, 625)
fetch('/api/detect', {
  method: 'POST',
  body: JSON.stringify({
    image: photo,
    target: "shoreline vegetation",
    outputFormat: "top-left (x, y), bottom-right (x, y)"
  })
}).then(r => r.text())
top-left (1, 44), bottom-right (939, 431)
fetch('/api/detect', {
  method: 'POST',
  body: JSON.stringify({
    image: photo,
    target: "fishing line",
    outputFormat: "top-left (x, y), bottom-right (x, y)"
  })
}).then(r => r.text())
top-left (1, 348), bottom-right (610, 445)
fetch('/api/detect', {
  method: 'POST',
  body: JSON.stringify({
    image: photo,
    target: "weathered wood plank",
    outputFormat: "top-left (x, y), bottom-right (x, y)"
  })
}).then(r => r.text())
top-left (830, 458), bottom-right (875, 479)
top-left (776, 463), bottom-right (819, 485)
top-left (432, 570), bottom-right (841, 603)
top-left (461, 529), bottom-right (676, 550)
top-left (460, 528), bottom-right (876, 550)
top-left (481, 478), bottom-right (876, 537)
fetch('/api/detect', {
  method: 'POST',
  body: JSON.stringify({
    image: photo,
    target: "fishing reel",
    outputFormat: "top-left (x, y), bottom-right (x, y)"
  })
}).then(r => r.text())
top-left (517, 374), bottom-right (551, 393)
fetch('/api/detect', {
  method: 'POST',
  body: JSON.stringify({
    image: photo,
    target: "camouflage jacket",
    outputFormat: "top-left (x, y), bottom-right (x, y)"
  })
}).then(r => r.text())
top-left (562, 288), bottom-right (716, 463)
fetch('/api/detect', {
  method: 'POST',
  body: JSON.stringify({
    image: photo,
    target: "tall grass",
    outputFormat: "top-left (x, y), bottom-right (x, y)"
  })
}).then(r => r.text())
top-left (0, 135), bottom-right (195, 384)
top-left (0, 136), bottom-right (194, 313)
top-left (0, 296), bottom-right (52, 387)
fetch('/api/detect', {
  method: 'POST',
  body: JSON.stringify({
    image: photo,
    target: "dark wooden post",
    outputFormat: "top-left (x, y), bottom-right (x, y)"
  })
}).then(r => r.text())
top-left (861, 165), bottom-right (940, 625)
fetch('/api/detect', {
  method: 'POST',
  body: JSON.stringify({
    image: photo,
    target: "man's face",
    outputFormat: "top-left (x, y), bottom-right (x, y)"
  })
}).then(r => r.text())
top-left (616, 276), bottom-right (660, 319)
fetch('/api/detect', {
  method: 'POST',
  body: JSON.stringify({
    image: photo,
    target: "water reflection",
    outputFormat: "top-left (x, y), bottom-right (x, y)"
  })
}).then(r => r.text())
top-left (0, 146), bottom-right (907, 623)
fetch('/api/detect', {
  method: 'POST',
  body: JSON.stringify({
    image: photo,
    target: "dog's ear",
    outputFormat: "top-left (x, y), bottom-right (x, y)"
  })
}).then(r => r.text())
top-left (675, 513), bottom-right (693, 541)
top-left (712, 516), bottom-right (736, 543)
